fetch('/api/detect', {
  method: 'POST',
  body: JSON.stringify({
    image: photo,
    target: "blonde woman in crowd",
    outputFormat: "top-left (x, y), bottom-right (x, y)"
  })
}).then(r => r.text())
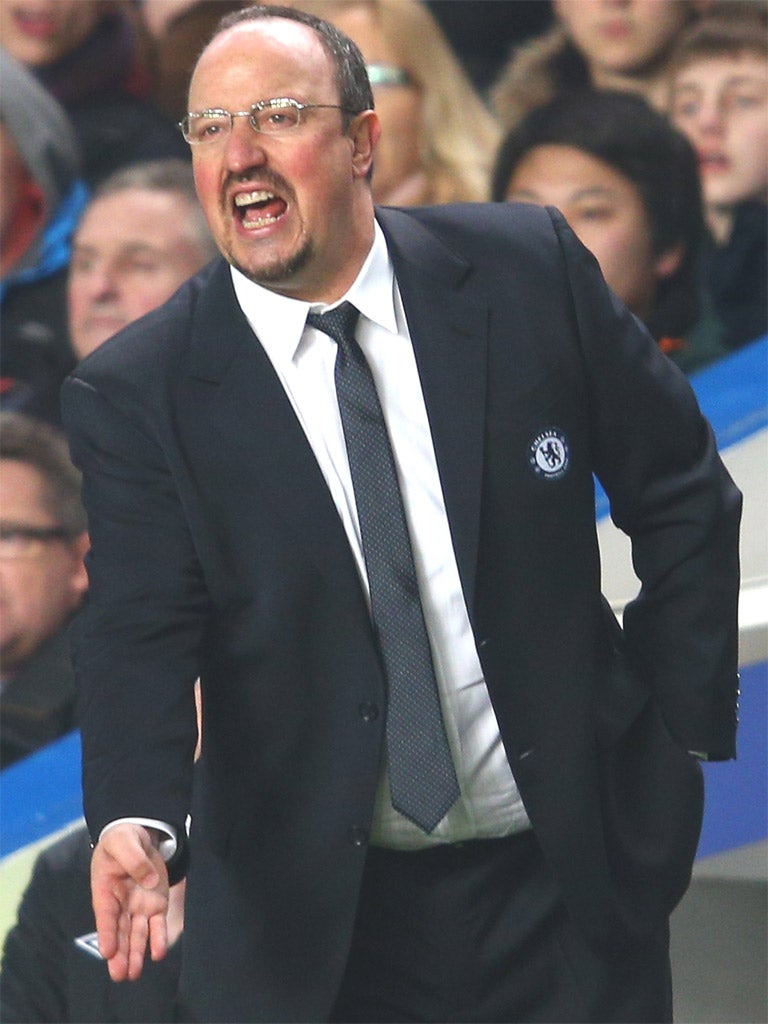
top-left (280, 0), bottom-right (500, 205)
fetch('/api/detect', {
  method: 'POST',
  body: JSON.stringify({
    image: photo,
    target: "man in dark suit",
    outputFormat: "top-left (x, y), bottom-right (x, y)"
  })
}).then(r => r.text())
top-left (60, 5), bottom-right (742, 1022)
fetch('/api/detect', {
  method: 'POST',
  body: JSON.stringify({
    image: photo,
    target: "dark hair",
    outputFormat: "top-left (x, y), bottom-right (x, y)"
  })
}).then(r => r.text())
top-left (491, 89), bottom-right (705, 339)
top-left (0, 412), bottom-right (87, 535)
top-left (213, 3), bottom-right (374, 127)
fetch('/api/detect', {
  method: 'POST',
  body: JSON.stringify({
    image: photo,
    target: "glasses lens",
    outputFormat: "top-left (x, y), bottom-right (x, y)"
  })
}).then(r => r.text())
top-left (252, 101), bottom-right (301, 134)
top-left (184, 112), bottom-right (231, 144)
top-left (366, 65), bottom-right (412, 88)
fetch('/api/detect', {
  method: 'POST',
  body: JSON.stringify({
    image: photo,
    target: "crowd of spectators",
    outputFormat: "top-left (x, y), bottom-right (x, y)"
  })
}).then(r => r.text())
top-left (2, 0), bottom-right (765, 434)
top-left (0, 1), bottom-right (764, 1019)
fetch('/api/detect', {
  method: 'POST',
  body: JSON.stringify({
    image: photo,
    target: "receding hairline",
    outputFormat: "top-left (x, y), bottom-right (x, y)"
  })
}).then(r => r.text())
top-left (192, 15), bottom-right (335, 83)
top-left (187, 5), bottom-right (375, 123)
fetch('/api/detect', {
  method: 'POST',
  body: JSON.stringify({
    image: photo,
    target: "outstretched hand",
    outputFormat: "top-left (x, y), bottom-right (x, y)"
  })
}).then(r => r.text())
top-left (90, 823), bottom-right (171, 982)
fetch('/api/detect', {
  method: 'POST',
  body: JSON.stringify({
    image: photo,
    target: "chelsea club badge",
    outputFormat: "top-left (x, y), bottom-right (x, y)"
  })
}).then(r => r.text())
top-left (529, 428), bottom-right (570, 480)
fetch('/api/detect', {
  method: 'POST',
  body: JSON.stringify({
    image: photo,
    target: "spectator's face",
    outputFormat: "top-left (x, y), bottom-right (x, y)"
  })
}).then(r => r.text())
top-left (68, 188), bottom-right (210, 359)
top-left (670, 55), bottom-right (768, 211)
top-left (0, 460), bottom-right (88, 671)
top-left (187, 20), bottom-right (379, 302)
top-left (324, 4), bottom-right (422, 204)
top-left (0, 0), bottom-right (103, 67)
top-left (505, 144), bottom-right (681, 320)
top-left (554, 0), bottom-right (689, 76)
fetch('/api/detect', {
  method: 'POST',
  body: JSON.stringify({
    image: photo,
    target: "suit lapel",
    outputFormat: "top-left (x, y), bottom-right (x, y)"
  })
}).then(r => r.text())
top-left (377, 208), bottom-right (487, 615)
top-left (182, 261), bottom-right (363, 594)
top-left (180, 217), bottom-right (488, 615)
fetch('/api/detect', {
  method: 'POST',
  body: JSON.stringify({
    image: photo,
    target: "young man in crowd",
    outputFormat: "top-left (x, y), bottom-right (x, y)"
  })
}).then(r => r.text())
top-left (668, 10), bottom-right (767, 349)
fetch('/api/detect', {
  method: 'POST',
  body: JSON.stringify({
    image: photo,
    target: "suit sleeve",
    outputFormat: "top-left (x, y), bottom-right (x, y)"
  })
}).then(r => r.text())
top-left (60, 373), bottom-right (207, 846)
top-left (550, 209), bottom-right (742, 760)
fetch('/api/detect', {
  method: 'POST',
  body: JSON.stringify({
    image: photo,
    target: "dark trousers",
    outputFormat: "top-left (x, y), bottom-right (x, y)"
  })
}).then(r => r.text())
top-left (329, 830), bottom-right (672, 1023)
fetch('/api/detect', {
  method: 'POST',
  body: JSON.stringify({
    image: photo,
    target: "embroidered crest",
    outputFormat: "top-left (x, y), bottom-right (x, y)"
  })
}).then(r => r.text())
top-left (75, 931), bottom-right (104, 959)
top-left (529, 429), bottom-right (569, 479)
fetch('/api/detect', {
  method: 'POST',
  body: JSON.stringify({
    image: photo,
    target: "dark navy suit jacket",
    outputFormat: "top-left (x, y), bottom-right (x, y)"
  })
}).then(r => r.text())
top-left (61, 203), bottom-right (741, 1022)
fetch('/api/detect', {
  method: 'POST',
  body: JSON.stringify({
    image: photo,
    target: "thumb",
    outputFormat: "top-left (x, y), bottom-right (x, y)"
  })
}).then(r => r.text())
top-left (101, 823), bottom-right (165, 889)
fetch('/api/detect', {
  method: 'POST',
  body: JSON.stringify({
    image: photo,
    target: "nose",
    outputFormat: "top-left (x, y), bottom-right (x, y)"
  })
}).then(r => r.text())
top-left (695, 97), bottom-right (726, 136)
top-left (223, 116), bottom-right (268, 175)
top-left (80, 263), bottom-right (119, 302)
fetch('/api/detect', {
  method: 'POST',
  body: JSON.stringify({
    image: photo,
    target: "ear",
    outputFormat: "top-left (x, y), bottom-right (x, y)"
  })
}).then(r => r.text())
top-left (654, 242), bottom-right (685, 280)
top-left (349, 110), bottom-right (381, 180)
top-left (68, 532), bottom-right (90, 604)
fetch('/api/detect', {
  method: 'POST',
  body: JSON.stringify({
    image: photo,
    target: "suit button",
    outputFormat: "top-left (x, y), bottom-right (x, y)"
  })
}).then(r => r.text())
top-left (348, 826), bottom-right (369, 847)
top-left (478, 638), bottom-right (490, 650)
top-left (359, 701), bottom-right (379, 722)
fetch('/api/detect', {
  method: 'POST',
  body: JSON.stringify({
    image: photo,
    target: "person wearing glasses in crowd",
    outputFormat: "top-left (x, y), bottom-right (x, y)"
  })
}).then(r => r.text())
top-left (0, 412), bottom-right (88, 769)
top-left (61, 5), bottom-right (740, 1022)
top-left (280, 0), bottom-right (500, 206)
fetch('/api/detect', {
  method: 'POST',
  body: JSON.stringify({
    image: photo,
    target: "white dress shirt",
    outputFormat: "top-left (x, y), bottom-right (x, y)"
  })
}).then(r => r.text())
top-left (231, 222), bottom-right (529, 848)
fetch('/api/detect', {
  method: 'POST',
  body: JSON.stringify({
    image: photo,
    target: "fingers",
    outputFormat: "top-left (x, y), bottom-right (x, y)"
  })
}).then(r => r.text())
top-left (91, 824), bottom-right (170, 980)
top-left (149, 903), bottom-right (170, 963)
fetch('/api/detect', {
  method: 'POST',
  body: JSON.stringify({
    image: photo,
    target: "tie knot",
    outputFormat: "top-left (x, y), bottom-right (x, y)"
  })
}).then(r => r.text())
top-left (306, 301), bottom-right (359, 348)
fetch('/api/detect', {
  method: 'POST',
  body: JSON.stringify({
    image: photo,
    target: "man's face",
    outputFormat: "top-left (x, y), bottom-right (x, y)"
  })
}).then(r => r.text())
top-left (554, 0), bottom-right (689, 77)
top-left (506, 145), bottom-right (680, 322)
top-left (187, 18), bottom-right (379, 303)
top-left (68, 188), bottom-right (211, 359)
top-left (670, 55), bottom-right (768, 212)
top-left (0, 460), bottom-right (88, 672)
top-left (0, 0), bottom-right (103, 67)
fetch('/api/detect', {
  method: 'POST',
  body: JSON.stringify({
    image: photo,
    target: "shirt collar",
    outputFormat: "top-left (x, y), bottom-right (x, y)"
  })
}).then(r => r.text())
top-left (229, 219), bottom-right (397, 371)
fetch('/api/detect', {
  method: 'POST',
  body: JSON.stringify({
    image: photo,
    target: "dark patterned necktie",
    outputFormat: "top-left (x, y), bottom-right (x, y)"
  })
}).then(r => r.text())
top-left (306, 302), bottom-right (459, 832)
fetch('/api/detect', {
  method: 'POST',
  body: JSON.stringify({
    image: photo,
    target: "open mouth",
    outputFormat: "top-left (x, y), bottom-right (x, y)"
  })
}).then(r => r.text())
top-left (234, 190), bottom-right (288, 229)
top-left (698, 153), bottom-right (729, 174)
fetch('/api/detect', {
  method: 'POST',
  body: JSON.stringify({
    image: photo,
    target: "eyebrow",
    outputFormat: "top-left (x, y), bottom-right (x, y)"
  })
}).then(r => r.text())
top-left (674, 74), bottom-right (768, 92)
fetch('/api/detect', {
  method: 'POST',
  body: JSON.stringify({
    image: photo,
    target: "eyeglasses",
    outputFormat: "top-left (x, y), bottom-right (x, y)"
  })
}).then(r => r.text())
top-left (179, 97), bottom-right (359, 145)
top-left (366, 64), bottom-right (413, 88)
top-left (0, 524), bottom-right (76, 560)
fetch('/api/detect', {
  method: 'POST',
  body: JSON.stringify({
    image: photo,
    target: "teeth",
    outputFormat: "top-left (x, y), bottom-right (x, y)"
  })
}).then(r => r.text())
top-left (246, 213), bottom-right (280, 228)
top-left (235, 190), bottom-right (275, 207)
